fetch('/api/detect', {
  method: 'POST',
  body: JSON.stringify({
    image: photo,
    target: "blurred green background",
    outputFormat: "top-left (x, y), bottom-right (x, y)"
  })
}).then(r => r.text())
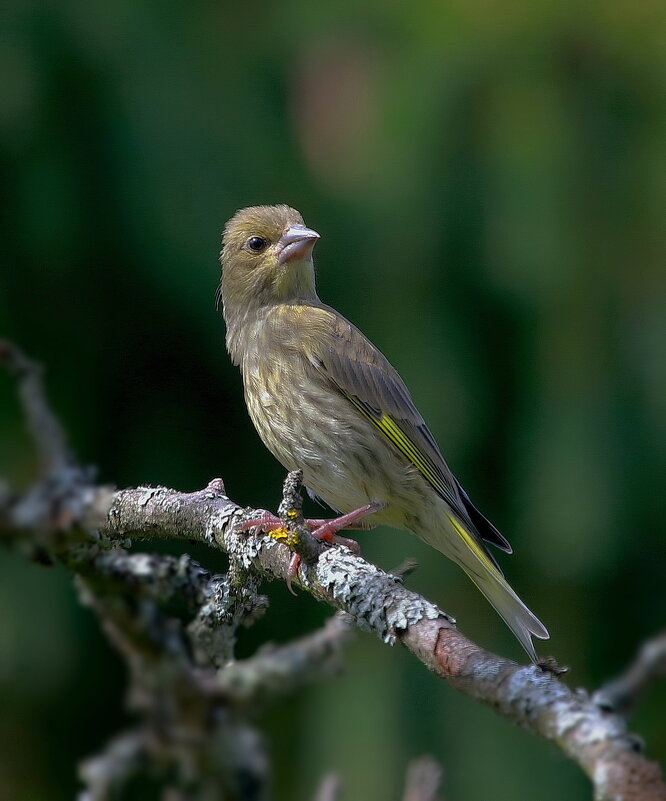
top-left (1, 1), bottom-right (665, 798)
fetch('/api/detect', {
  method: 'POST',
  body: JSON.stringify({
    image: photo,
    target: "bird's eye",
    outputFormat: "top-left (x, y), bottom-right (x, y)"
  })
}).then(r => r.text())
top-left (246, 236), bottom-right (268, 253)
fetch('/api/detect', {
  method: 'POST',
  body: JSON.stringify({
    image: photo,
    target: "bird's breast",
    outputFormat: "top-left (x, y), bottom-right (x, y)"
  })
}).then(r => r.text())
top-left (241, 346), bottom-right (350, 475)
top-left (239, 339), bottom-right (429, 528)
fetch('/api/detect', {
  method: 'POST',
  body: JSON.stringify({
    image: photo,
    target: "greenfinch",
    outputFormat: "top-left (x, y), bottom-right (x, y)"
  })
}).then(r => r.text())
top-left (219, 204), bottom-right (548, 662)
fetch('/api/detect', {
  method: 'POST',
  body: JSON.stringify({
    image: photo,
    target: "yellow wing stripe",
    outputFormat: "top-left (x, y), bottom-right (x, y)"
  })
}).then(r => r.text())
top-left (336, 387), bottom-right (500, 572)
top-left (342, 393), bottom-right (451, 498)
top-left (336, 387), bottom-right (455, 505)
top-left (378, 409), bottom-right (498, 574)
top-left (377, 414), bottom-right (435, 477)
top-left (448, 513), bottom-right (501, 576)
top-left (376, 414), bottom-right (450, 499)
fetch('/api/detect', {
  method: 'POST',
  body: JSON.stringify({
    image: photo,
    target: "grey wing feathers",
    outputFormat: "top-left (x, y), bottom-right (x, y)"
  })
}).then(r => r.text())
top-left (312, 307), bottom-right (514, 557)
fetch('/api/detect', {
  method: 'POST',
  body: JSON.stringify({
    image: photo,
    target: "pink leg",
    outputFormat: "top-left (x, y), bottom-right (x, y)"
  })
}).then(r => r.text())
top-left (235, 503), bottom-right (382, 541)
top-left (301, 517), bottom-right (378, 531)
top-left (310, 503), bottom-right (382, 551)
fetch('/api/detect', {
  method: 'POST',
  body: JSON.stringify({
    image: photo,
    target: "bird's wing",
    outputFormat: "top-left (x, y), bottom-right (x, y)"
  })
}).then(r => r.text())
top-left (310, 307), bottom-right (512, 555)
top-left (455, 481), bottom-right (512, 554)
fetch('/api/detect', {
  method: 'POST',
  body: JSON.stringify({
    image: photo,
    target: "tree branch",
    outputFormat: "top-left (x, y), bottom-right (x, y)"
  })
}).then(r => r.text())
top-left (2, 340), bottom-right (665, 801)
top-left (79, 482), bottom-right (666, 801)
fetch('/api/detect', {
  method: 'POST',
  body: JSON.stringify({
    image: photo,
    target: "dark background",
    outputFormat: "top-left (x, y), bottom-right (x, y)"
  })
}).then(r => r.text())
top-left (1, 2), bottom-right (664, 799)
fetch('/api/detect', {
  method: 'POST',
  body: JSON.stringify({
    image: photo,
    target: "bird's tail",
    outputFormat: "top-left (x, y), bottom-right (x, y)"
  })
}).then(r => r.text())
top-left (437, 514), bottom-right (549, 663)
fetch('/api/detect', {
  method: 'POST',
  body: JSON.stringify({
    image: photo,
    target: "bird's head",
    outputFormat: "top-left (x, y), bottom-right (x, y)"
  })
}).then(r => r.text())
top-left (219, 205), bottom-right (320, 324)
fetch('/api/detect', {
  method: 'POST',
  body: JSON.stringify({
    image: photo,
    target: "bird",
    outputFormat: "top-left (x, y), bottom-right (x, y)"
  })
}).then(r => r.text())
top-left (218, 204), bottom-right (549, 662)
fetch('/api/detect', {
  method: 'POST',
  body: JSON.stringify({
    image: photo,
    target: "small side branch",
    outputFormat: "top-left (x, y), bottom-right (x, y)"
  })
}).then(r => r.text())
top-left (0, 340), bottom-right (72, 475)
top-left (312, 774), bottom-right (344, 801)
top-left (402, 756), bottom-right (444, 801)
top-left (594, 632), bottom-right (666, 716)
top-left (217, 612), bottom-right (353, 707)
top-left (78, 729), bottom-right (148, 801)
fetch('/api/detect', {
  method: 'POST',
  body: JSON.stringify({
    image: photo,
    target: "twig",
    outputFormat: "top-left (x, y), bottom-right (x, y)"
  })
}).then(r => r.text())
top-left (312, 773), bottom-right (344, 801)
top-left (0, 340), bottom-right (95, 546)
top-left (77, 729), bottom-right (148, 801)
top-left (217, 612), bottom-right (353, 707)
top-left (391, 557), bottom-right (420, 579)
top-left (594, 632), bottom-right (666, 716)
top-left (402, 756), bottom-right (444, 801)
top-left (0, 340), bottom-right (72, 475)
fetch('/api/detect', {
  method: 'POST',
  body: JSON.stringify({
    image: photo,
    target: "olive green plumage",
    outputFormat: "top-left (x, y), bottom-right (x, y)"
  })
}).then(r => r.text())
top-left (219, 204), bottom-right (549, 661)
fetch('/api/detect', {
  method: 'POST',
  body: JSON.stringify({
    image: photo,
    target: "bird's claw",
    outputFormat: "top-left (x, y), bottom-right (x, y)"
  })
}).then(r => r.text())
top-left (286, 553), bottom-right (301, 596)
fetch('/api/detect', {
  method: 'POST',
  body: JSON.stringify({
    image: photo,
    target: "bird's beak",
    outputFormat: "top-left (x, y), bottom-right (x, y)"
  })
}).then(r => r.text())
top-left (277, 225), bottom-right (320, 264)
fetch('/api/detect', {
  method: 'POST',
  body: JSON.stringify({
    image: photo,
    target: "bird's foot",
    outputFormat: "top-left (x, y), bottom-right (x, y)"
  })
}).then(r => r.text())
top-left (308, 502), bottom-right (383, 550)
top-left (235, 502), bottom-right (381, 548)
top-left (235, 502), bottom-right (382, 593)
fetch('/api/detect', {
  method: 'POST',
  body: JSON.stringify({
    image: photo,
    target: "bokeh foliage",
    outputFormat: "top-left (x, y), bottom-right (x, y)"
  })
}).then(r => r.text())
top-left (1, 1), bottom-right (664, 799)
